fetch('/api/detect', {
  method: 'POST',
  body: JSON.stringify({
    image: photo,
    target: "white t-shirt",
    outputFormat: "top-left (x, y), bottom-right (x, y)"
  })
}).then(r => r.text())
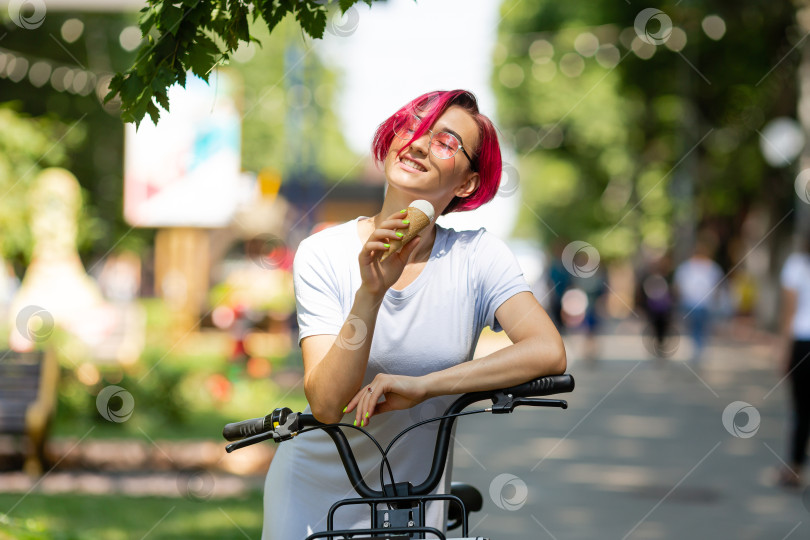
top-left (781, 253), bottom-right (810, 340)
top-left (674, 257), bottom-right (724, 309)
top-left (262, 217), bottom-right (531, 540)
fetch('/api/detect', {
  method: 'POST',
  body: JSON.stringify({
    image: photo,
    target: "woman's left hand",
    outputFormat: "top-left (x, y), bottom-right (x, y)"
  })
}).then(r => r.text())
top-left (344, 374), bottom-right (429, 427)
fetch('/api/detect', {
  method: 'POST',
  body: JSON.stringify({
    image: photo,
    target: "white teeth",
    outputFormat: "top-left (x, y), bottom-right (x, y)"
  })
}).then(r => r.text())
top-left (401, 158), bottom-right (426, 172)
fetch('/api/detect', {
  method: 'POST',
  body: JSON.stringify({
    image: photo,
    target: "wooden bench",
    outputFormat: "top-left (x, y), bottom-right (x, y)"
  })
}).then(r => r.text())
top-left (0, 348), bottom-right (59, 475)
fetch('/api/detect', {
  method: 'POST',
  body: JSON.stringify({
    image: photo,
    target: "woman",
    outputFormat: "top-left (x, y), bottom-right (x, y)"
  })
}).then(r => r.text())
top-left (777, 234), bottom-right (810, 488)
top-left (262, 90), bottom-right (566, 538)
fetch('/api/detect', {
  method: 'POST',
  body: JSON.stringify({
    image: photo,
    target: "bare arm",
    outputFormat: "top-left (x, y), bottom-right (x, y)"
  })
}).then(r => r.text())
top-left (346, 291), bottom-right (566, 426)
top-left (422, 291), bottom-right (566, 398)
top-left (302, 288), bottom-right (383, 424)
top-left (303, 212), bottom-right (421, 424)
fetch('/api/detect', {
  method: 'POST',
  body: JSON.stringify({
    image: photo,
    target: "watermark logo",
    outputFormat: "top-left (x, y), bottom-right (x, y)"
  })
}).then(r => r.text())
top-left (722, 401), bottom-right (760, 438)
top-left (15, 305), bottom-right (54, 343)
top-left (96, 385), bottom-right (135, 423)
top-left (796, 169), bottom-right (810, 204)
top-left (326, 5), bottom-right (360, 37)
top-left (634, 8), bottom-right (672, 46)
top-left (177, 469), bottom-right (215, 502)
top-left (498, 163), bottom-right (520, 198)
top-left (336, 315), bottom-right (368, 351)
top-left (247, 234), bottom-right (288, 270)
top-left (489, 473), bottom-right (528, 511)
top-left (409, 399), bottom-right (441, 424)
top-left (8, 0), bottom-right (46, 30)
top-left (561, 241), bottom-right (600, 278)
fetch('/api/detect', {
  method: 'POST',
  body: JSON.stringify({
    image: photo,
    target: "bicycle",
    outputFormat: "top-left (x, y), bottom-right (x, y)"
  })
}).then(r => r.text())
top-left (223, 373), bottom-right (575, 539)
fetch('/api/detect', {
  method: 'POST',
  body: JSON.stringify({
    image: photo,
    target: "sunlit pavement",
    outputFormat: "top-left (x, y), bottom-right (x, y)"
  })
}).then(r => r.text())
top-left (455, 320), bottom-right (807, 540)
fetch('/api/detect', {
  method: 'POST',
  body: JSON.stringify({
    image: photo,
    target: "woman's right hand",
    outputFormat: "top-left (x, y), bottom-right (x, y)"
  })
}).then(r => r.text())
top-left (358, 211), bottom-right (422, 298)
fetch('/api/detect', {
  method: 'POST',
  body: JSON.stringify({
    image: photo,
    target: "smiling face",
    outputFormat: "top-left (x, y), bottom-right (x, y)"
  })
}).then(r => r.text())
top-left (383, 105), bottom-right (481, 208)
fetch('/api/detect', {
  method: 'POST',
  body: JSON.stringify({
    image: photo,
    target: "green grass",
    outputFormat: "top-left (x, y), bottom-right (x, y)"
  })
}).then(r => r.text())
top-left (0, 492), bottom-right (263, 539)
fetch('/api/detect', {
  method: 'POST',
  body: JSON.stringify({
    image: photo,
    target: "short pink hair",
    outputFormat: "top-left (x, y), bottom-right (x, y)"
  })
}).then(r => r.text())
top-left (371, 90), bottom-right (502, 216)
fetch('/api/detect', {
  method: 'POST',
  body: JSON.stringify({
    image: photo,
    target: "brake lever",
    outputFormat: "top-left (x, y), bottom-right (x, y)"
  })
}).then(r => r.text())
top-left (490, 392), bottom-right (568, 414)
top-left (226, 430), bottom-right (277, 452)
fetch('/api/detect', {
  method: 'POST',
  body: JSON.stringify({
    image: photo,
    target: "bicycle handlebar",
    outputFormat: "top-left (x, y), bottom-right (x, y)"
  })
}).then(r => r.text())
top-left (223, 373), bottom-right (575, 499)
top-left (499, 373), bottom-right (575, 399)
top-left (223, 416), bottom-right (271, 441)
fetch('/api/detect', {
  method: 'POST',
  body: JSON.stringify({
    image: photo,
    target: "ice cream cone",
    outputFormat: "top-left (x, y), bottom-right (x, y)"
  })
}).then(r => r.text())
top-left (379, 200), bottom-right (435, 262)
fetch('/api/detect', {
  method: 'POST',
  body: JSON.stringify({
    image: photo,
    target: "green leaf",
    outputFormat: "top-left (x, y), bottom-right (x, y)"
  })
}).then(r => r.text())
top-left (186, 33), bottom-right (220, 80)
top-left (152, 66), bottom-right (175, 93)
top-left (339, 0), bottom-right (357, 13)
top-left (154, 90), bottom-right (170, 113)
top-left (257, 0), bottom-right (294, 34)
top-left (147, 101), bottom-right (161, 125)
top-left (159, 4), bottom-right (185, 36)
top-left (225, 1), bottom-right (250, 49)
top-left (139, 8), bottom-right (156, 35)
top-left (120, 74), bottom-right (144, 103)
top-left (131, 94), bottom-right (152, 128)
top-left (103, 73), bottom-right (124, 104)
top-left (295, 0), bottom-right (327, 39)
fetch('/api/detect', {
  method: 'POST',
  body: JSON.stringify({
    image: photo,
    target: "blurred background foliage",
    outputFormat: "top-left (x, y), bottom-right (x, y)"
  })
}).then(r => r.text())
top-left (0, 106), bottom-right (85, 264)
top-left (0, 9), bottom-right (361, 269)
top-left (1, 1), bottom-right (802, 268)
top-left (495, 0), bottom-right (797, 264)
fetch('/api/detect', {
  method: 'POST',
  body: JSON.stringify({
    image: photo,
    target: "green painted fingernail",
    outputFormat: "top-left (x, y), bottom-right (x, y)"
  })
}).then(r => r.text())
top-left (396, 232), bottom-right (404, 238)
top-left (343, 406), bottom-right (347, 413)
top-left (353, 420), bottom-right (357, 426)
top-left (365, 412), bottom-right (369, 418)
top-left (360, 420), bottom-right (364, 427)
top-left (383, 243), bottom-right (390, 248)
top-left (400, 209), bottom-right (407, 213)
top-left (402, 219), bottom-right (410, 225)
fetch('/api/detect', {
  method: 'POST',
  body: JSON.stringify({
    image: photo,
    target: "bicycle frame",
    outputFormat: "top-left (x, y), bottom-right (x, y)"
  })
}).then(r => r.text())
top-left (224, 373), bottom-right (575, 539)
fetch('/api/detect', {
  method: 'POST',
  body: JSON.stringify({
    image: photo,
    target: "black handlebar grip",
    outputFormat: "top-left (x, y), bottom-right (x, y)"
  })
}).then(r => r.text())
top-left (222, 416), bottom-right (270, 441)
top-left (503, 374), bottom-right (575, 398)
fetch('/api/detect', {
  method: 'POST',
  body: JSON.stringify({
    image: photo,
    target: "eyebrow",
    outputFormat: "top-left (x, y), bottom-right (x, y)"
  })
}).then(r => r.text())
top-left (414, 114), bottom-right (467, 146)
top-left (436, 126), bottom-right (465, 146)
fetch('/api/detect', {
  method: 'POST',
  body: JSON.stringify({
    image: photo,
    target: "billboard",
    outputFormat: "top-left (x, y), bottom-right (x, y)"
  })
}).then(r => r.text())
top-left (124, 70), bottom-right (241, 228)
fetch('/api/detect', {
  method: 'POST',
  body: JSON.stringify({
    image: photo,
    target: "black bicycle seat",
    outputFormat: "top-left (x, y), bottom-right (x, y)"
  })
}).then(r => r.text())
top-left (447, 482), bottom-right (483, 531)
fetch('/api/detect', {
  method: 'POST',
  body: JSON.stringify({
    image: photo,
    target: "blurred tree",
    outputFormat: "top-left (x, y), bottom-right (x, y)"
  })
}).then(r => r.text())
top-left (231, 20), bottom-right (362, 182)
top-left (495, 0), bottom-right (796, 265)
top-left (0, 10), bottom-right (153, 264)
top-left (0, 9), bottom-right (361, 267)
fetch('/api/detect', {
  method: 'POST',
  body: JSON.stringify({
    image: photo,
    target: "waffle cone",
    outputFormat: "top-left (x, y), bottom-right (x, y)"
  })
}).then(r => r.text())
top-left (379, 207), bottom-right (431, 262)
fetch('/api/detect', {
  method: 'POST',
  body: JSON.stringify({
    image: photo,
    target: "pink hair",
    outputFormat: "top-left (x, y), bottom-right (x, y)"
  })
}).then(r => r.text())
top-left (371, 90), bottom-right (502, 215)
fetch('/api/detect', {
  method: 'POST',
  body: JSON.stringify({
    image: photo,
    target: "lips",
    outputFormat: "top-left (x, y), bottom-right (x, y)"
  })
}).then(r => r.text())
top-left (399, 156), bottom-right (427, 172)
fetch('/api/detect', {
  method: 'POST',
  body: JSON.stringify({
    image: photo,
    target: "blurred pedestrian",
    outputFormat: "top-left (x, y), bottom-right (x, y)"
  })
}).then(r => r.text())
top-left (674, 236), bottom-right (724, 365)
top-left (638, 253), bottom-right (675, 360)
top-left (776, 233), bottom-right (810, 488)
top-left (547, 239), bottom-right (571, 333)
top-left (575, 267), bottom-right (607, 366)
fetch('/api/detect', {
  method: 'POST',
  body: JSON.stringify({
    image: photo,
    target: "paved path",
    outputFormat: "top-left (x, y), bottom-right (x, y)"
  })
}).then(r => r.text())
top-left (453, 323), bottom-right (807, 540)
top-left (1, 322), bottom-right (806, 540)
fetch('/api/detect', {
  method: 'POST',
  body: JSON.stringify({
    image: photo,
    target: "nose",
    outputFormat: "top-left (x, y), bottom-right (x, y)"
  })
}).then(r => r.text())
top-left (407, 129), bottom-right (431, 157)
